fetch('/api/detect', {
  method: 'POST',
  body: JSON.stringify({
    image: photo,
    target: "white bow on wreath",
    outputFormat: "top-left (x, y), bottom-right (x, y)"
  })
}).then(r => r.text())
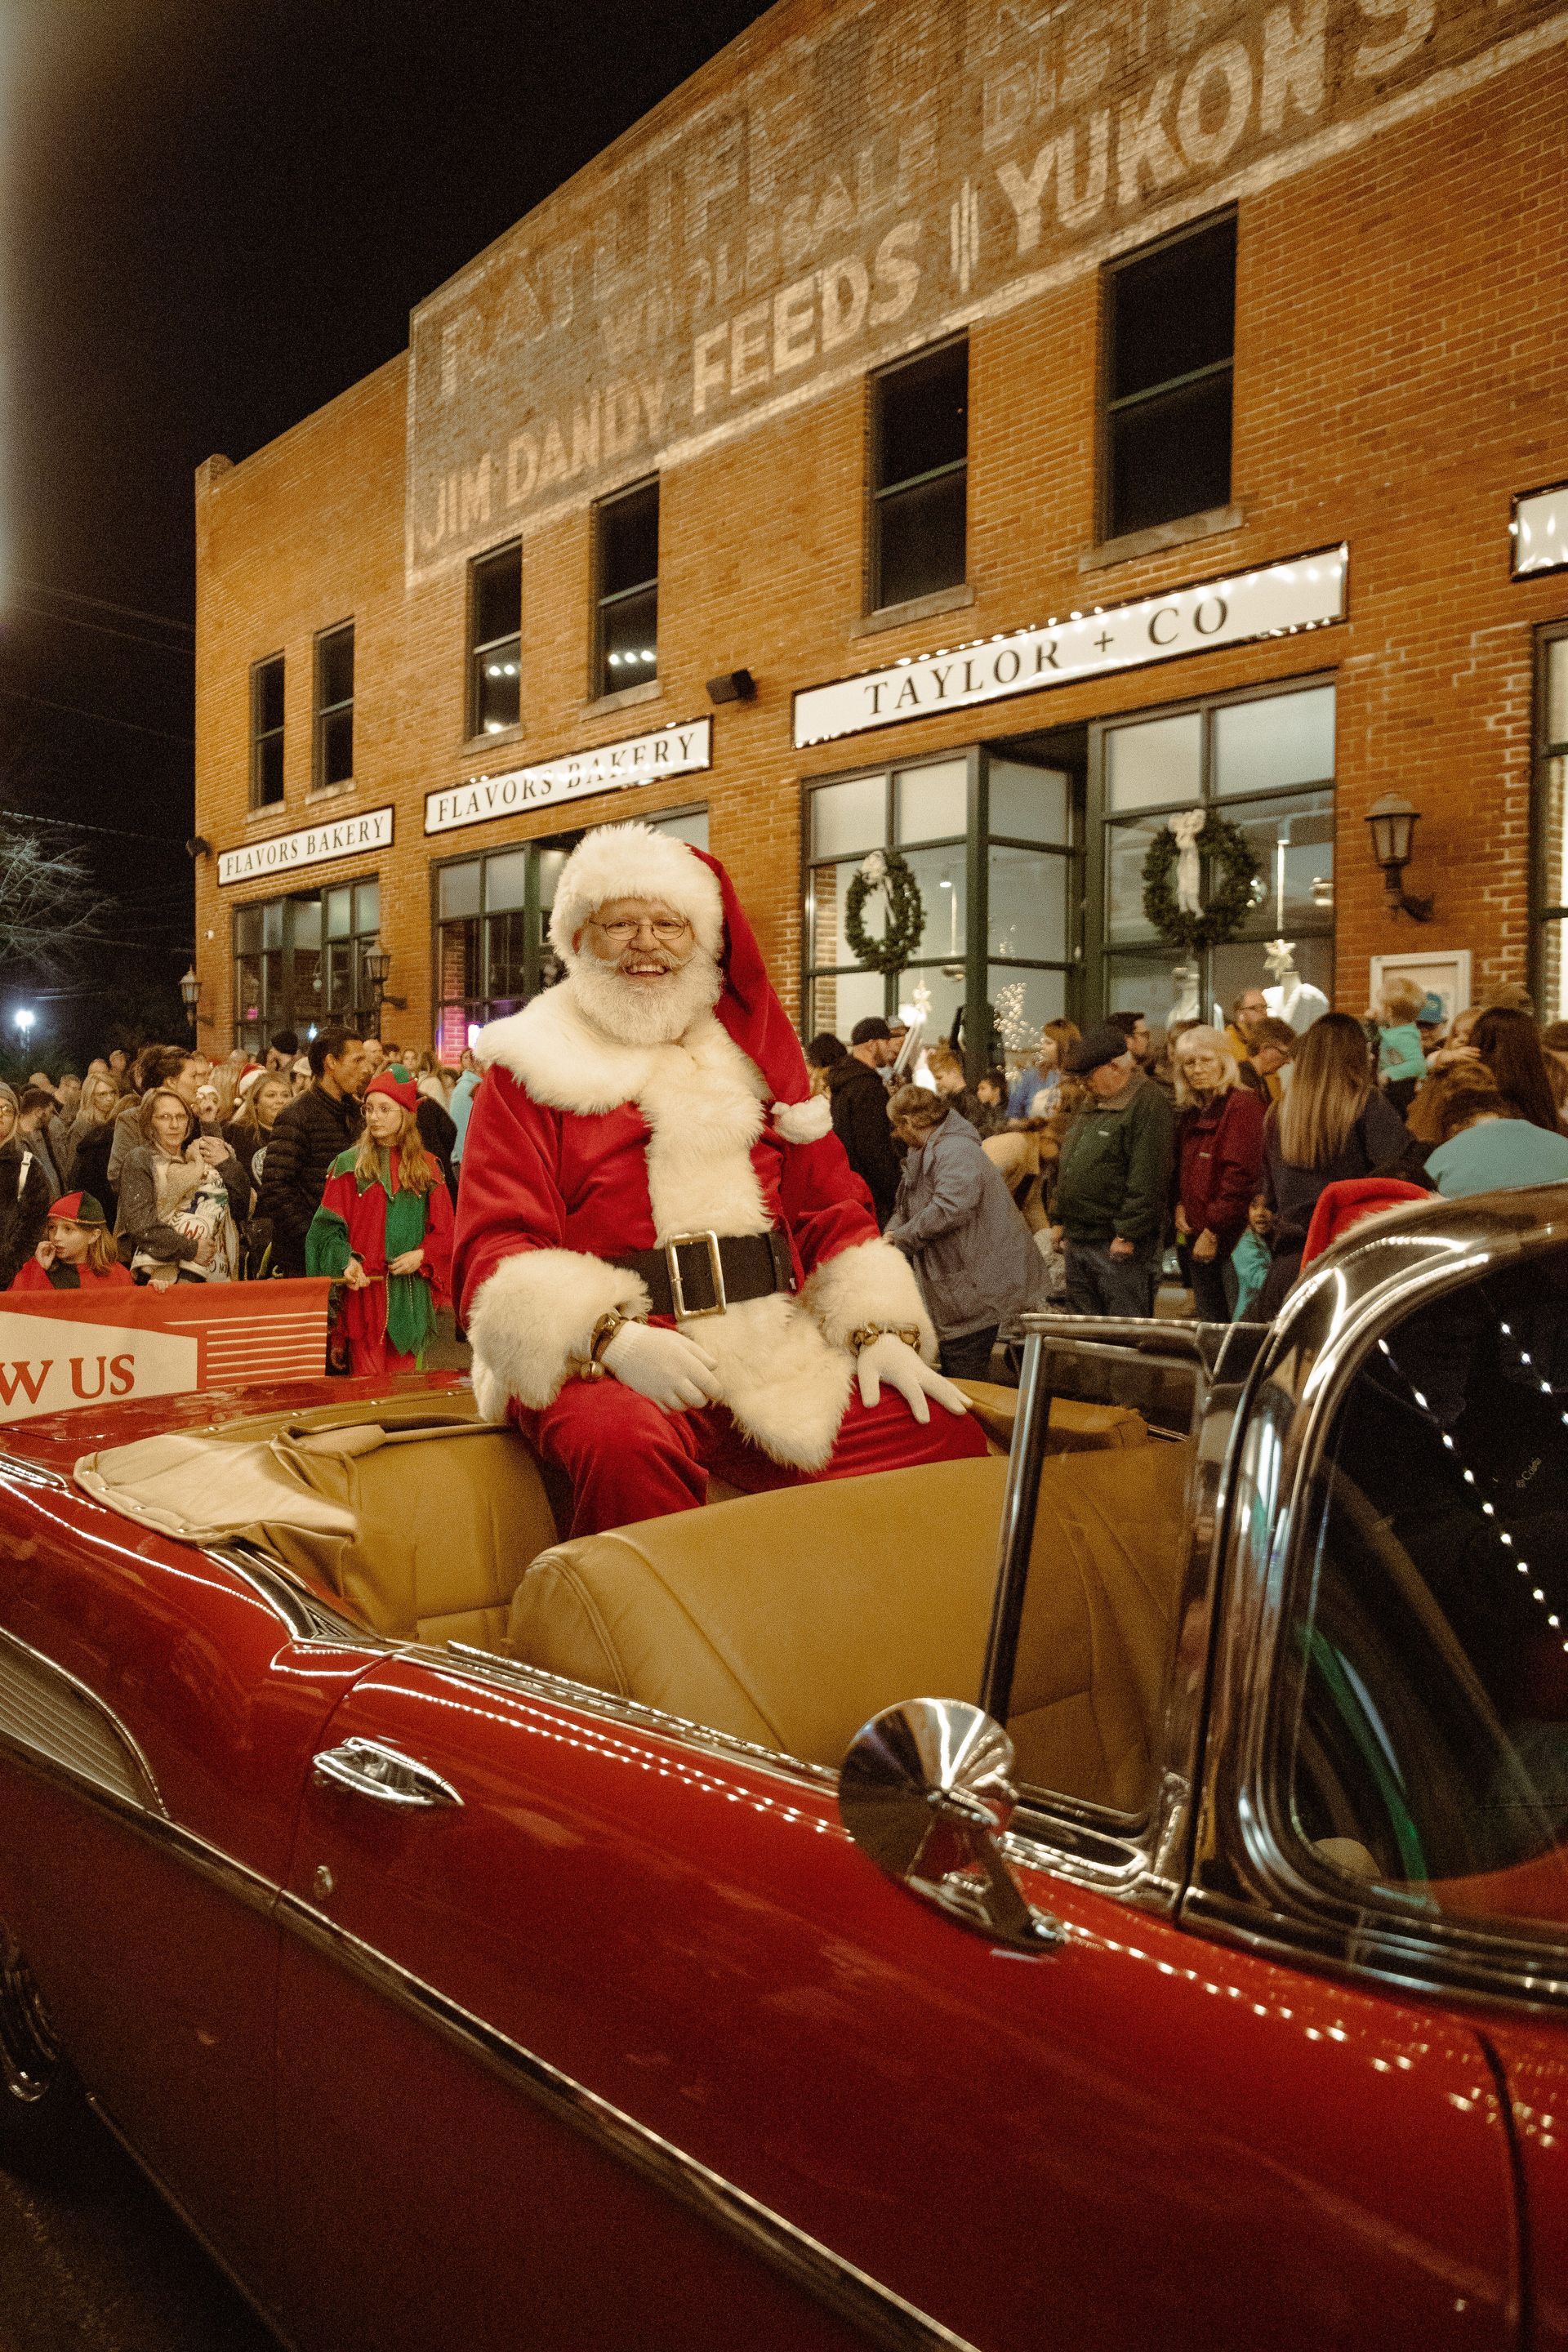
top-left (1169, 808), bottom-right (1206, 917)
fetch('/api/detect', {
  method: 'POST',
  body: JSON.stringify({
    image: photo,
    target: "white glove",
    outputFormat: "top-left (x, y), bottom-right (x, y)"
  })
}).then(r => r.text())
top-left (855, 1334), bottom-right (969, 1425)
top-left (601, 1321), bottom-right (724, 1414)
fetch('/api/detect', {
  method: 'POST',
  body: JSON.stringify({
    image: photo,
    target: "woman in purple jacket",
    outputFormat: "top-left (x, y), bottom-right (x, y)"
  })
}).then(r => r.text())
top-left (1170, 1026), bottom-right (1267, 1322)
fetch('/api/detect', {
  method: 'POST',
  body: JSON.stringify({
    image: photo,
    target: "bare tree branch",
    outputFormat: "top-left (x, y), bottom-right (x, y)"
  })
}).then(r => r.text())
top-left (0, 822), bottom-right (114, 982)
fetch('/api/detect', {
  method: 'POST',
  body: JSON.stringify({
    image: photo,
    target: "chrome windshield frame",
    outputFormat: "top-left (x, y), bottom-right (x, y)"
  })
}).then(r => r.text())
top-left (1187, 1183), bottom-right (1568, 2009)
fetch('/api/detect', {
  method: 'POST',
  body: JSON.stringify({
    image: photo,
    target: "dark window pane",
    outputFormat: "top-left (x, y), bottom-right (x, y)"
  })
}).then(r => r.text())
top-left (257, 732), bottom-right (284, 804)
top-left (876, 472), bottom-right (967, 608)
top-left (234, 904), bottom-right (262, 953)
top-left (326, 941), bottom-right (353, 1009)
top-left (600, 585), bottom-right (658, 692)
top-left (1111, 217), bottom-right (1236, 402)
top-left (487, 909), bottom-right (528, 999)
top-left (599, 483), bottom-right (659, 599)
top-left (1108, 374), bottom-right (1232, 538)
top-left (318, 626), bottom-right (354, 710)
top-left (320, 707), bottom-right (354, 786)
top-left (256, 657), bottom-right (284, 735)
top-left (875, 341), bottom-right (969, 490)
top-left (472, 546), bottom-right (521, 648)
top-left (473, 640), bottom-right (521, 734)
top-left (354, 879), bottom-right (379, 936)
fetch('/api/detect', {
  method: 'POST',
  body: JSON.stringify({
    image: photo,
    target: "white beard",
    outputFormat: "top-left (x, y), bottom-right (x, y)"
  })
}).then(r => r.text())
top-left (568, 947), bottom-right (723, 1048)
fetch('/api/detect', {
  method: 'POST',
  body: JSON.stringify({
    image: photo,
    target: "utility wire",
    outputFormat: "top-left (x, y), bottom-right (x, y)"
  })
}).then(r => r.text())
top-left (12, 577), bottom-right (193, 636)
top-left (0, 804), bottom-right (189, 848)
top-left (0, 685), bottom-right (193, 745)
top-left (8, 602), bottom-right (194, 657)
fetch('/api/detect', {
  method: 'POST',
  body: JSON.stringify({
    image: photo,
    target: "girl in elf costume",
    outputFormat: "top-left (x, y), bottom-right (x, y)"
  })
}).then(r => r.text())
top-left (305, 1068), bottom-right (454, 1376)
top-left (11, 1192), bottom-right (134, 1291)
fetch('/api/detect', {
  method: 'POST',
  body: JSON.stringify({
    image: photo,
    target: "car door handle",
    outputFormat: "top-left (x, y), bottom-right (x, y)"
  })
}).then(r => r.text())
top-left (311, 1738), bottom-right (463, 1809)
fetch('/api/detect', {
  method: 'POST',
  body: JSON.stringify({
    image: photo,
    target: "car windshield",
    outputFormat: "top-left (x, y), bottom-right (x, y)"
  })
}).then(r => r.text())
top-left (1281, 1243), bottom-right (1568, 1943)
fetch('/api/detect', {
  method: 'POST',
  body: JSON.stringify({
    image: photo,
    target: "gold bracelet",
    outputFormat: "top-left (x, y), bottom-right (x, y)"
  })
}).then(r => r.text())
top-left (849, 1323), bottom-right (922, 1352)
top-left (589, 1309), bottom-right (632, 1364)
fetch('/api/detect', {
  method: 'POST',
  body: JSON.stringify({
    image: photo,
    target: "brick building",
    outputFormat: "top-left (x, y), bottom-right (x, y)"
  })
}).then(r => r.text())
top-left (193, 0), bottom-right (1568, 1067)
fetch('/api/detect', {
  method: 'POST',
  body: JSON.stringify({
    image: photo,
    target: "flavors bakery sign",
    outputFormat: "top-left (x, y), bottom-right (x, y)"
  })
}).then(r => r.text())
top-left (406, 0), bottom-right (1563, 581)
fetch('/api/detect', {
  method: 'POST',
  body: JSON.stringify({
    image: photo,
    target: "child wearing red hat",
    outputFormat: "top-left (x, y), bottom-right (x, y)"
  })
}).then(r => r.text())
top-left (305, 1067), bottom-right (454, 1377)
top-left (11, 1194), bottom-right (134, 1291)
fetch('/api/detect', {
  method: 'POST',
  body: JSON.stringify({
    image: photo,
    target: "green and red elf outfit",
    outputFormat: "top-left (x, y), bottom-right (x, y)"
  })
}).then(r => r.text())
top-left (305, 1071), bottom-right (455, 1375)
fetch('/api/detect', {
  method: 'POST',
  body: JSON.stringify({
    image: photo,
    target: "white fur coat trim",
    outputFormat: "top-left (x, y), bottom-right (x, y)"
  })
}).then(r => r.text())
top-left (466, 1249), bottom-right (652, 1420)
top-left (802, 1237), bottom-right (937, 1364)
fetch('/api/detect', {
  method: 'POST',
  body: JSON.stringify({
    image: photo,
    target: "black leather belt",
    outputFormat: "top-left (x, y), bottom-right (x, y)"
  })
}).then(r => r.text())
top-left (611, 1230), bottom-right (795, 1319)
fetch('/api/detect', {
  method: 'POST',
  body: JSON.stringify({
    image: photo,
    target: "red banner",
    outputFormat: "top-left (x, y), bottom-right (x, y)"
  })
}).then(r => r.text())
top-left (0, 1279), bottom-right (332, 1423)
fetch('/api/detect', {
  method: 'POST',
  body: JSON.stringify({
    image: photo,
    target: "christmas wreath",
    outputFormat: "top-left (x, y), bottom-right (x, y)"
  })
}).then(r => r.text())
top-left (1141, 812), bottom-right (1261, 956)
top-left (844, 849), bottom-right (926, 976)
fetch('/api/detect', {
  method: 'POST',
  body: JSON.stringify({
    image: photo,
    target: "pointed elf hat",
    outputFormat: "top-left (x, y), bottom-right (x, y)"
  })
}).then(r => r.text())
top-left (548, 822), bottom-right (831, 1146)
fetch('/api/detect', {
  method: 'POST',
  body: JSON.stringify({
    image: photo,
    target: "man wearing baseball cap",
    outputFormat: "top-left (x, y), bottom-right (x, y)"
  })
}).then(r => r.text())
top-left (1053, 1023), bottom-right (1174, 1318)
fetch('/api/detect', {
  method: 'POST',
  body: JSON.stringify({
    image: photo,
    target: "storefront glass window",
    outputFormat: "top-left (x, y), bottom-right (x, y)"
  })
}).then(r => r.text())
top-left (804, 751), bottom-right (1079, 1061)
top-left (231, 877), bottom-right (381, 1050)
top-left (1094, 680), bottom-right (1335, 1031)
top-left (1534, 635), bottom-right (1568, 1023)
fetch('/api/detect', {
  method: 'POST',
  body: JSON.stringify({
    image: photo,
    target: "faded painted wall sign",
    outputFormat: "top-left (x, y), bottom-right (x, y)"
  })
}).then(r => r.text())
top-left (793, 546), bottom-right (1347, 745)
top-left (406, 0), bottom-right (1566, 582)
top-left (424, 719), bottom-right (713, 834)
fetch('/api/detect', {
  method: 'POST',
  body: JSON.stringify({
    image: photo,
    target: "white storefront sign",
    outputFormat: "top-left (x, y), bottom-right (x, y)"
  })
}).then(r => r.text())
top-left (792, 550), bottom-right (1348, 750)
top-left (218, 806), bottom-right (394, 887)
top-left (425, 719), bottom-right (712, 835)
top-left (1512, 483), bottom-right (1568, 578)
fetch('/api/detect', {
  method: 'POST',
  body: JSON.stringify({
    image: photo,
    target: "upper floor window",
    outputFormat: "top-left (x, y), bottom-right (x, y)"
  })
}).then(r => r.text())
top-left (1102, 213), bottom-right (1236, 542)
top-left (870, 339), bottom-right (968, 612)
top-left (1535, 630), bottom-right (1568, 1023)
top-left (314, 623), bottom-right (354, 789)
top-left (251, 654), bottom-right (284, 808)
top-left (470, 543), bottom-right (521, 738)
top-left (595, 479), bottom-right (659, 697)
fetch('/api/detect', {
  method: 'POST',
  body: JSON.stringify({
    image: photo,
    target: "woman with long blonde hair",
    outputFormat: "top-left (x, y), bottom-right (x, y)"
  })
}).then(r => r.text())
top-left (1254, 1012), bottom-right (1419, 1317)
top-left (305, 1067), bottom-right (454, 1374)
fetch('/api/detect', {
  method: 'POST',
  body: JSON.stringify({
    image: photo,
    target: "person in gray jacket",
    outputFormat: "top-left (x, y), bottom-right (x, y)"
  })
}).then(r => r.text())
top-left (883, 1085), bottom-right (1049, 1380)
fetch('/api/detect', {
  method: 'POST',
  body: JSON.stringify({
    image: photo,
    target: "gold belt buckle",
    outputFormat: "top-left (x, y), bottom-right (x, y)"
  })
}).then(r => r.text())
top-left (666, 1231), bottom-right (727, 1319)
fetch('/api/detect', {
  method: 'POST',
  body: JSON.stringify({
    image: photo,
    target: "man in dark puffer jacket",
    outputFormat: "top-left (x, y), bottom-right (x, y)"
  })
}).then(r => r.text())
top-left (257, 1027), bottom-right (367, 1276)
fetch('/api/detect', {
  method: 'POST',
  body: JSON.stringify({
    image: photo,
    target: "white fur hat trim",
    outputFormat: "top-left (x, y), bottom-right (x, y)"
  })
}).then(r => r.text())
top-left (549, 822), bottom-right (724, 962)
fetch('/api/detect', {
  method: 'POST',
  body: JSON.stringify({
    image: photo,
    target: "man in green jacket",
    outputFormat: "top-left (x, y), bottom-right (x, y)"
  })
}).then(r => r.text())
top-left (1054, 1023), bottom-right (1174, 1317)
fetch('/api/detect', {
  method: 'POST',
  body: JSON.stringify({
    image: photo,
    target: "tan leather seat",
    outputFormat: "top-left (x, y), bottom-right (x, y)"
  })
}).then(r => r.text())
top-left (265, 1412), bottom-right (565, 1648)
top-left (505, 1437), bottom-right (1194, 1815)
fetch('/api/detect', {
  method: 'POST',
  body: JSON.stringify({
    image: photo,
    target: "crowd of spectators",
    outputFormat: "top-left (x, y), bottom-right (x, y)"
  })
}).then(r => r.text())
top-left (0, 1026), bottom-right (475, 1368)
top-left (7, 979), bottom-right (1568, 1380)
top-left (808, 977), bottom-right (1568, 1363)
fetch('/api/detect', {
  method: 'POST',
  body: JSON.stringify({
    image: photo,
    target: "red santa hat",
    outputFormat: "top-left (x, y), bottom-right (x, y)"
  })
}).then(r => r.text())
top-left (548, 822), bottom-right (831, 1145)
top-left (364, 1067), bottom-right (420, 1115)
top-left (1300, 1176), bottom-right (1431, 1268)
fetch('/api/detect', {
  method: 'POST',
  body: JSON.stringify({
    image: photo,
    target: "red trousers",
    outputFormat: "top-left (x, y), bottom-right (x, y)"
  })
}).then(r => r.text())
top-left (517, 1377), bottom-right (990, 1539)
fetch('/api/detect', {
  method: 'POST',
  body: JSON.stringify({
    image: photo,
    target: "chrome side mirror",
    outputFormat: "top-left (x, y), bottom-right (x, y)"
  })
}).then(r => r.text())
top-left (839, 1698), bottom-right (1062, 1951)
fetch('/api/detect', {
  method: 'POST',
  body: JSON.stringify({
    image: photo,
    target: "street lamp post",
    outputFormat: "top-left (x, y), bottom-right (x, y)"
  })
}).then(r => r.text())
top-left (363, 939), bottom-right (393, 1039)
top-left (179, 966), bottom-right (203, 1035)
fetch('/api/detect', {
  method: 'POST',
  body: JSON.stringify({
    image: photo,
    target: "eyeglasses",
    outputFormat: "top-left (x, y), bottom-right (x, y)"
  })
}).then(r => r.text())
top-left (592, 917), bottom-right (692, 947)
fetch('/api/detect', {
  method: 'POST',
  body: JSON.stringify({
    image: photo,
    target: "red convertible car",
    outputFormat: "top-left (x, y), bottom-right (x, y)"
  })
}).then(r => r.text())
top-left (1, 1184), bottom-right (1566, 2351)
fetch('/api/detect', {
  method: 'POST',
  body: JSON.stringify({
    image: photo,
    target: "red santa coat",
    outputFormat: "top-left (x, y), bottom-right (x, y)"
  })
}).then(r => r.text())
top-left (453, 987), bottom-right (938, 1472)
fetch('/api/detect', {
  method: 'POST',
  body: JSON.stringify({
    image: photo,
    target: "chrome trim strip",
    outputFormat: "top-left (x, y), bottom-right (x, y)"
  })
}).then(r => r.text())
top-left (274, 1889), bottom-right (984, 2352)
top-left (0, 1450), bottom-right (72, 1494)
top-left (0, 1626), bottom-right (165, 1816)
top-left (204, 1544), bottom-right (372, 1645)
top-left (440, 1642), bottom-right (842, 1794)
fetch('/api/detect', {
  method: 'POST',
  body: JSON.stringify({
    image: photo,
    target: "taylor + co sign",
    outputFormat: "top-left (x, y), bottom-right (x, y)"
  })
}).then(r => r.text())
top-left (792, 547), bottom-right (1348, 748)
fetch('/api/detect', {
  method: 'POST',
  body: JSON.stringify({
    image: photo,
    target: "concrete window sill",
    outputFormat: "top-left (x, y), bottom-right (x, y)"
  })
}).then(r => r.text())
top-left (850, 582), bottom-right (974, 640)
top-left (581, 678), bottom-right (663, 719)
top-left (305, 782), bottom-right (356, 804)
top-left (1078, 506), bottom-right (1245, 575)
top-left (243, 802), bottom-right (287, 826)
top-left (464, 724), bottom-right (523, 755)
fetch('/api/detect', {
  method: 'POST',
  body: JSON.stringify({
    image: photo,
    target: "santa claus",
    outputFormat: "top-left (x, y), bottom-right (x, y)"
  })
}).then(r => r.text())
top-left (453, 822), bottom-right (987, 1536)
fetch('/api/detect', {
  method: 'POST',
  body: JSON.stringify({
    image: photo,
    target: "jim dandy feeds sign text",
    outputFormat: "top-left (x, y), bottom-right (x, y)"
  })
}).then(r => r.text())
top-left (425, 719), bottom-right (711, 834)
top-left (793, 550), bottom-right (1347, 747)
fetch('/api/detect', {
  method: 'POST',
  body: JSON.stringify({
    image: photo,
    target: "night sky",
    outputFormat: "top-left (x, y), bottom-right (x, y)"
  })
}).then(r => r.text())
top-left (0, 0), bottom-right (773, 1050)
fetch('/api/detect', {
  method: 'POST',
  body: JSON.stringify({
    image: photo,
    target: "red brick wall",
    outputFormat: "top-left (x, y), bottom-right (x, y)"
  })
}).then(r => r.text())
top-left (195, 18), bottom-right (1568, 1045)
